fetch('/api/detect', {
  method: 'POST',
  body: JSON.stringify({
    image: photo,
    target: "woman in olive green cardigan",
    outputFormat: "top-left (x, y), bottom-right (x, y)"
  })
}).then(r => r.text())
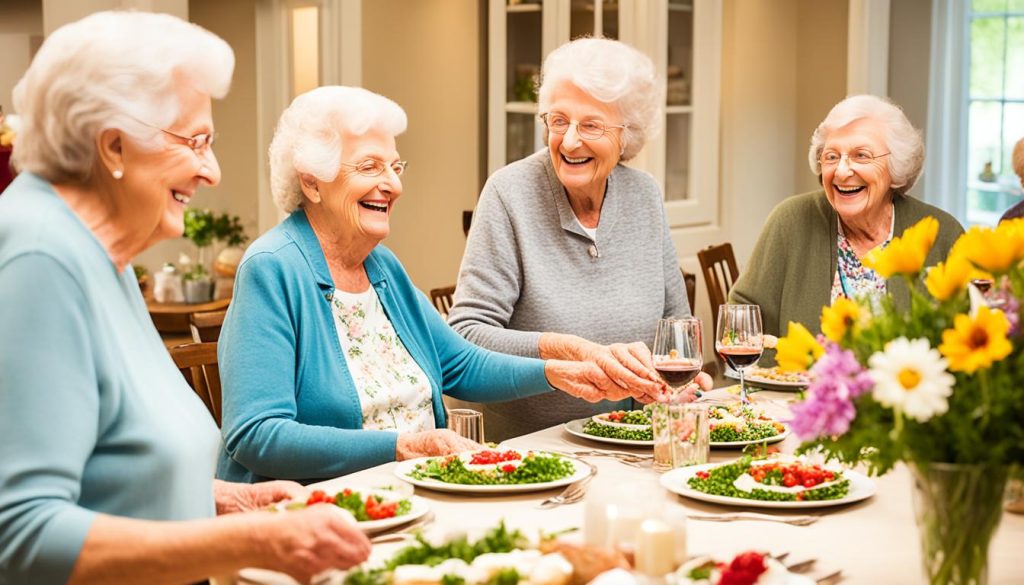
top-left (729, 95), bottom-right (964, 351)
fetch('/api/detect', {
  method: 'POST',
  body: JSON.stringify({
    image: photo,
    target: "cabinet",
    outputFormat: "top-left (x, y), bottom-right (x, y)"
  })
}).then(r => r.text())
top-left (487, 0), bottom-right (721, 229)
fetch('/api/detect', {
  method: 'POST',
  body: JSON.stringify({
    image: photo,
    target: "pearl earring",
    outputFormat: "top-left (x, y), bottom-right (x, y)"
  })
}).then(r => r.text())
top-left (112, 169), bottom-right (124, 180)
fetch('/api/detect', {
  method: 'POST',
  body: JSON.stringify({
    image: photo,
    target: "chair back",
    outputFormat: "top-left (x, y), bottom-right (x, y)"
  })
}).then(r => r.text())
top-left (189, 309), bottom-right (226, 343)
top-left (697, 243), bottom-right (740, 332)
top-left (169, 342), bottom-right (222, 426)
top-left (681, 269), bottom-right (697, 313)
top-left (429, 285), bottom-right (457, 316)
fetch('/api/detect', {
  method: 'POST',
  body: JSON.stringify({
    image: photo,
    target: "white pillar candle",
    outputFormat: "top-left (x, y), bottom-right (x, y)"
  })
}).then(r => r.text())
top-left (634, 519), bottom-right (676, 577)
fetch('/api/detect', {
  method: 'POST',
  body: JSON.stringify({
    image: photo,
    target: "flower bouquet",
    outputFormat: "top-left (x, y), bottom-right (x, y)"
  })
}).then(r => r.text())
top-left (774, 217), bottom-right (1024, 585)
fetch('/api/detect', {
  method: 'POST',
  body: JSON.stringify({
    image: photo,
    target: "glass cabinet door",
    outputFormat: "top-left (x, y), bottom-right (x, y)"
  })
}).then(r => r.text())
top-left (664, 0), bottom-right (693, 201)
top-left (571, 0), bottom-right (619, 40)
top-left (505, 1), bottom-right (544, 165)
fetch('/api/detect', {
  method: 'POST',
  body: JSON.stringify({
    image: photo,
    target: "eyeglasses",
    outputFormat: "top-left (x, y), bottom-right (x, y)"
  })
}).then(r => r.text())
top-left (540, 113), bottom-right (627, 140)
top-left (819, 149), bottom-right (890, 169)
top-left (159, 127), bottom-right (217, 154)
top-left (341, 159), bottom-right (408, 177)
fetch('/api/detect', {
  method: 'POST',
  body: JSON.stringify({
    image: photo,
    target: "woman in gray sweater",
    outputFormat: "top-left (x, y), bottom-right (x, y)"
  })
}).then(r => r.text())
top-left (448, 38), bottom-right (709, 440)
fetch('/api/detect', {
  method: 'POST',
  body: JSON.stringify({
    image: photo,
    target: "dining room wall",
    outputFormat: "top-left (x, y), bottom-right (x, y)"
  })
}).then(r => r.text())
top-left (360, 0), bottom-right (483, 293)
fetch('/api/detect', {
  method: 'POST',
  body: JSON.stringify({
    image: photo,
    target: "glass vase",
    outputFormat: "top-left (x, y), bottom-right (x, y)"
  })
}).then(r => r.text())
top-left (910, 462), bottom-right (1009, 585)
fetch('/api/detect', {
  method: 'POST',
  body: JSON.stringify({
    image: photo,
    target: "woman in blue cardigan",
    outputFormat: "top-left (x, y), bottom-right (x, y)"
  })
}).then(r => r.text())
top-left (218, 86), bottom-right (645, 484)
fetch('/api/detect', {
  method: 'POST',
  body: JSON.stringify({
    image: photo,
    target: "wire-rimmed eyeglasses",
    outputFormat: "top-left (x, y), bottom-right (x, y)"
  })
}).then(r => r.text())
top-left (819, 150), bottom-right (890, 169)
top-left (540, 113), bottom-right (628, 141)
top-left (158, 128), bottom-right (217, 154)
top-left (341, 159), bottom-right (408, 177)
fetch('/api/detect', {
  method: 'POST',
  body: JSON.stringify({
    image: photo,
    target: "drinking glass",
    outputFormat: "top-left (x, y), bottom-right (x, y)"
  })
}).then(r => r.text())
top-left (447, 408), bottom-right (485, 443)
top-left (715, 304), bottom-right (763, 404)
top-left (651, 317), bottom-right (703, 397)
top-left (651, 402), bottom-right (709, 472)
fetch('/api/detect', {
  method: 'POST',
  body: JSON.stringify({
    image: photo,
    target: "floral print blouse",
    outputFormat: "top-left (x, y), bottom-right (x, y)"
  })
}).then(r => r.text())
top-left (830, 207), bottom-right (895, 305)
top-left (330, 287), bottom-right (435, 433)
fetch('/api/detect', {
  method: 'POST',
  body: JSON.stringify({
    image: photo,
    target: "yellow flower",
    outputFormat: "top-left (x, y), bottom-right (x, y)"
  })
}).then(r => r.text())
top-left (938, 306), bottom-right (1013, 373)
top-left (776, 322), bottom-right (825, 372)
top-left (952, 224), bottom-right (1022, 274)
top-left (924, 254), bottom-right (975, 301)
top-left (820, 297), bottom-right (861, 343)
top-left (862, 217), bottom-right (939, 278)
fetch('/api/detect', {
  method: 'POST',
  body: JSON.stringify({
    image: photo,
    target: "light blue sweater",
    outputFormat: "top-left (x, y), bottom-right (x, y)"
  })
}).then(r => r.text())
top-left (0, 173), bottom-right (220, 584)
top-left (216, 210), bottom-right (553, 484)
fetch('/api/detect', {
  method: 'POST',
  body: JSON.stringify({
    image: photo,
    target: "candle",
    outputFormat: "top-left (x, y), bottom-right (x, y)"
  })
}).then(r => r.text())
top-left (634, 519), bottom-right (676, 577)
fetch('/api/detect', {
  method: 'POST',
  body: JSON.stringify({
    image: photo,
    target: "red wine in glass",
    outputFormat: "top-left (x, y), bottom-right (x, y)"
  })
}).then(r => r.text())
top-left (718, 347), bottom-right (762, 370)
top-left (655, 361), bottom-right (702, 387)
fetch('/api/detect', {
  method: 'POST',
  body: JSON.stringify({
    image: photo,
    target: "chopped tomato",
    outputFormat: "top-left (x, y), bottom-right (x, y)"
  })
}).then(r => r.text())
top-left (469, 450), bottom-right (523, 465)
top-left (305, 490), bottom-right (332, 506)
top-left (782, 473), bottom-right (797, 488)
top-left (695, 470), bottom-right (710, 480)
top-left (501, 464), bottom-right (517, 473)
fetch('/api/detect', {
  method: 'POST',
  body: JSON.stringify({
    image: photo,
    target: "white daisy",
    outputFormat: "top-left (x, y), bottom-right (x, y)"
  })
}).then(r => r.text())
top-left (868, 337), bottom-right (955, 422)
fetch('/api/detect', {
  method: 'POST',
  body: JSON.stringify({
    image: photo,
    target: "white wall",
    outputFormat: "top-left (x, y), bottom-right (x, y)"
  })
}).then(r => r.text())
top-left (0, 0), bottom-right (42, 112)
top-left (361, 0), bottom-right (482, 292)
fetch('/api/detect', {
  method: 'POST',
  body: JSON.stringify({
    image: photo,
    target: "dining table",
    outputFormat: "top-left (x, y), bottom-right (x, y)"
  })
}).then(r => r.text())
top-left (233, 389), bottom-right (1024, 585)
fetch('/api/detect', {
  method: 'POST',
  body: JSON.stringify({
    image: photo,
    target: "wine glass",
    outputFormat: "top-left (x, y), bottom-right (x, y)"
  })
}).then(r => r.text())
top-left (715, 305), bottom-right (763, 404)
top-left (652, 317), bottom-right (703, 398)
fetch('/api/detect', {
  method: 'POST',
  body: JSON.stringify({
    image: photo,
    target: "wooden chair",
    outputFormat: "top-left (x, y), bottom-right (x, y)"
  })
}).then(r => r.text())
top-left (681, 269), bottom-right (697, 313)
top-left (697, 243), bottom-right (740, 332)
top-left (429, 285), bottom-right (456, 316)
top-left (189, 309), bottom-right (226, 343)
top-left (169, 342), bottom-right (222, 426)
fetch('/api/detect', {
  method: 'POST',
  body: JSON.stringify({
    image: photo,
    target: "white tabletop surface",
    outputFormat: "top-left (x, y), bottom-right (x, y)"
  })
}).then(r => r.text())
top-left (234, 390), bottom-right (1024, 585)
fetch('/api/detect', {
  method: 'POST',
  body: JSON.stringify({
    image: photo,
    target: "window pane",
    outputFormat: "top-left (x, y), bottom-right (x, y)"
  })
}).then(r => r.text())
top-left (1007, 17), bottom-right (1024, 99)
top-left (291, 6), bottom-right (319, 97)
top-left (506, 112), bottom-right (539, 164)
top-left (667, 2), bottom-right (694, 106)
top-left (1009, 0), bottom-right (1024, 10)
top-left (1002, 103), bottom-right (1024, 180)
top-left (969, 100), bottom-right (1003, 178)
top-left (972, 0), bottom-right (1007, 11)
top-left (507, 10), bottom-right (542, 103)
top-left (970, 17), bottom-right (1006, 98)
top-left (571, 1), bottom-right (594, 39)
top-left (602, 3), bottom-right (619, 39)
top-left (665, 113), bottom-right (691, 201)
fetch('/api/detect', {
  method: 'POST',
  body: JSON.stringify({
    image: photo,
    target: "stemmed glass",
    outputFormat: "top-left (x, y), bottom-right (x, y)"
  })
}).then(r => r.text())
top-left (715, 305), bottom-right (763, 404)
top-left (652, 317), bottom-right (704, 398)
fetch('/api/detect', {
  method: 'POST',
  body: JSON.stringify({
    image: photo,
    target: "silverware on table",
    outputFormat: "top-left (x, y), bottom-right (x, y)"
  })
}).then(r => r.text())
top-left (687, 512), bottom-right (819, 526)
top-left (537, 460), bottom-right (598, 508)
top-left (815, 569), bottom-right (843, 584)
top-left (570, 450), bottom-right (652, 466)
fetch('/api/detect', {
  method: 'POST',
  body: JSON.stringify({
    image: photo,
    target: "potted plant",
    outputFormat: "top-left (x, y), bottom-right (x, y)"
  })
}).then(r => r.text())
top-left (183, 208), bottom-right (216, 303)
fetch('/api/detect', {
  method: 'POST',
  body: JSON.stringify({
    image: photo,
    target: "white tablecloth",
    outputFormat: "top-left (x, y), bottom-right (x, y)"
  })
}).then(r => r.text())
top-left (238, 391), bottom-right (1024, 584)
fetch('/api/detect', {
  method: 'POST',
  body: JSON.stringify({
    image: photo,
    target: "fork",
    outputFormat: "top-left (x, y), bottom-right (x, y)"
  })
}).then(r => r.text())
top-left (369, 511), bottom-right (436, 544)
top-left (571, 450), bottom-right (652, 464)
top-left (538, 461), bottom-right (598, 508)
top-left (687, 512), bottom-right (819, 526)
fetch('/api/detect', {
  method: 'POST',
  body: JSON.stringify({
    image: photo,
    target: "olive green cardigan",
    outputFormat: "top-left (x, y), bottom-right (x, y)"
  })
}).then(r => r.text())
top-left (729, 191), bottom-right (964, 360)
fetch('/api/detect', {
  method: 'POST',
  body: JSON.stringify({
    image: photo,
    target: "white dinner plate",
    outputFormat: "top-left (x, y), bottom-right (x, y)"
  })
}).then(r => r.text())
top-left (565, 417), bottom-right (790, 449)
top-left (394, 450), bottom-right (592, 494)
top-left (660, 461), bottom-right (876, 509)
top-left (275, 490), bottom-right (430, 534)
top-left (725, 369), bottom-right (809, 390)
top-left (564, 417), bottom-right (655, 446)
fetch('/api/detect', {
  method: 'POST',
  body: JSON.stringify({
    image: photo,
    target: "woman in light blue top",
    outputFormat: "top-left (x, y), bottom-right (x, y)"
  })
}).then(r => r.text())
top-left (217, 86), bottom-right (640, 484)
top-left (0, 12), bottom-right (369, 584)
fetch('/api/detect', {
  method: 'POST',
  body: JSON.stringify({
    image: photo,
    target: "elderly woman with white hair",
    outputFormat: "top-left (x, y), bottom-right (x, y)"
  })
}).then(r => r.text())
top-left (729, 95), bottom-right (964, 344)
top-left (448, 37), bottom-right (710, 440)
top-left (217, 85), bottom-right (636, 483)
top-left (0, 11), bottom-right (372, 585)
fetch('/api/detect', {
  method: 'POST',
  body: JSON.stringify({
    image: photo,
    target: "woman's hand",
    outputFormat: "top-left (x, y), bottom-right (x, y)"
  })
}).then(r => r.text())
top-left (540, 333), bottom-right (666, 402)
top-left (544, 359), bottom-right (636, 403)
top-left (213, 479), bottom-right (310, 514)
top-left (259, 506), bottom-right (372, 582)
top-left (395, 429), bottom-right (481, 460)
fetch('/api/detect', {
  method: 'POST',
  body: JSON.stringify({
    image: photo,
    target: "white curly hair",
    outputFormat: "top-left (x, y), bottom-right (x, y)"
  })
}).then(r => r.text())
top-left (807, 95), bottom-right (925, 196)
top-left (537, 37), bottom-right (663, 161)
top-left (12, 11), bottom-right (234, 184)
top-left (268, 86), bottom-right (407, 213)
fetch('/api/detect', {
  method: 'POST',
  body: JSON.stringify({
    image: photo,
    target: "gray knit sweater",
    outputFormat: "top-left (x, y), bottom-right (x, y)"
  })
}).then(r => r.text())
top-left (448, 150), bottom-right (689, 440)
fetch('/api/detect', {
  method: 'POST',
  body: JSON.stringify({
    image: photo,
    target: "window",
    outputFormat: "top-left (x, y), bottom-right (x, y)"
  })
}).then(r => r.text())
top-left (964, 0), bottom-right (1024, 225)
